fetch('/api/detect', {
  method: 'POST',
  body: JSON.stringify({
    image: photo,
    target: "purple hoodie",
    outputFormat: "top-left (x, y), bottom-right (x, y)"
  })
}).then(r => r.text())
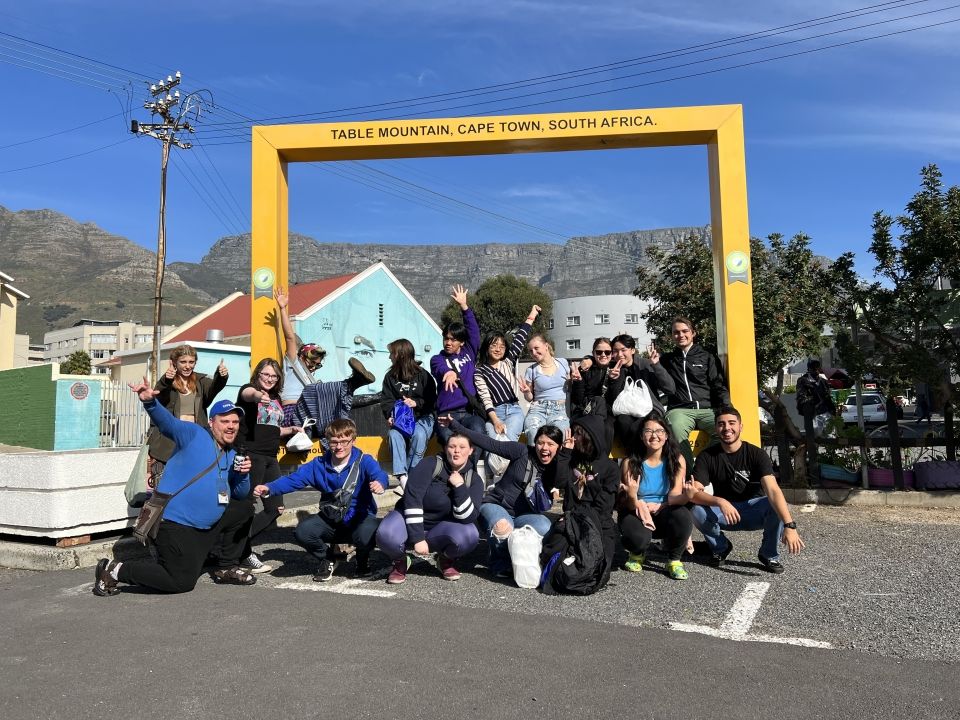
top-left (430, 307), bottom-right (481, 414)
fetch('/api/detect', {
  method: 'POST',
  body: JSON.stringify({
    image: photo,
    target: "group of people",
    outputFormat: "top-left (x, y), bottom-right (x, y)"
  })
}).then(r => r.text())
top-left (93, 284), bottom-right (805, 598)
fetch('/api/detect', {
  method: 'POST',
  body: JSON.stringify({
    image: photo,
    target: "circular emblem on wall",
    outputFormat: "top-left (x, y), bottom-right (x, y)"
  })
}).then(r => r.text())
top-left (253, 267), bottom-right (275, 290)
top-left (725, 251), bottom-right (749, 275)
top-left (69, 382), bottom-right (90, 400)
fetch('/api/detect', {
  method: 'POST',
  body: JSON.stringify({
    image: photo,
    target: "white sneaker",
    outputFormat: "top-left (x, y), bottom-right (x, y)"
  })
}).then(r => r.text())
top-left (241, 553), bottom-right (273, 574)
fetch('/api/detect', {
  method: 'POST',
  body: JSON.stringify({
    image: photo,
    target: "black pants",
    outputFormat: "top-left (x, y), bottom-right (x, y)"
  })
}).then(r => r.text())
top-left (613, 414), bottom-right (644, 454)
top-left (244, 452), bottom-right (285, 556)
top-left (294, 513), bottom-right (380, 563)
top-left (618, 505), bottom-right (693, 562)
top-left (117, 498), bottom-right (253, 594)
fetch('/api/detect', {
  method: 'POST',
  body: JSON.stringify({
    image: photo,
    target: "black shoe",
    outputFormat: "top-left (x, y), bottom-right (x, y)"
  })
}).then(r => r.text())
top-left (757, 553), bottom-right (785, 574)
top-left (92, 558), bottom-right (120, 597)
top-left (354, 555), bottom-right (371, 579)
top-left (708, 539), bottom-right (734, 568)
top-left (312, 559), bottom-right (337, 582)
top-left (347, 358), bottom-right (375, 391)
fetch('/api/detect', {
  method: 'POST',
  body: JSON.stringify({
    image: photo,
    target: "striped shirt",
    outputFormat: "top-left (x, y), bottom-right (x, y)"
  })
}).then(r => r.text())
top-left (473, 322), bottom-right (531, 414)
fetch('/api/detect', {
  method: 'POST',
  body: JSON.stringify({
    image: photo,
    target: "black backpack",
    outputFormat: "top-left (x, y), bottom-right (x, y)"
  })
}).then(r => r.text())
top-left (539, 504), bottom-right (612, 596)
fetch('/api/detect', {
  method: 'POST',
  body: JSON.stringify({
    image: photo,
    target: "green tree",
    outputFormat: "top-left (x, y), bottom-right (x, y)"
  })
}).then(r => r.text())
top-left (440, 274), bottom-right (553, 340)
top-left (635, 232), bottom-right (837, 395)
top-left (61, 350), bottom-right (92, 375)
top-left (831, 164), bottom-right (960, 401)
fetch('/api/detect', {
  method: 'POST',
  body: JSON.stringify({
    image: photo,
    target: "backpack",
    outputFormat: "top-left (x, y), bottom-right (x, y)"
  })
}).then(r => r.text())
top-left (431, 456), bottom-right (476, 487)
top-left (318, 459), bottom-right (362, 524)
top-left (538, 504), bottom-right (612, 596)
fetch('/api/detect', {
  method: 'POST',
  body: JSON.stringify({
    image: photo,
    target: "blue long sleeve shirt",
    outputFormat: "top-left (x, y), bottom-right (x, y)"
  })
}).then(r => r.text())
top-left (265, 447), bottom-right (387, 525)
top-left (145, 399), bottom-right (249, 530)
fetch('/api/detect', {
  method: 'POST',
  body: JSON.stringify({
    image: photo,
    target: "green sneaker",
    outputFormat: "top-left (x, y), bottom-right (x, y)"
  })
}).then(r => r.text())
top-left (623, 553), bottom-right (645, 573)
top-left (667, 561), bottom-right (689, 581)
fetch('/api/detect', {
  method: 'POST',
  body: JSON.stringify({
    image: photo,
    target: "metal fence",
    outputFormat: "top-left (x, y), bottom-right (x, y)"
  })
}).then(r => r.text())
top-left (99, 381), bottom-right (150, 448)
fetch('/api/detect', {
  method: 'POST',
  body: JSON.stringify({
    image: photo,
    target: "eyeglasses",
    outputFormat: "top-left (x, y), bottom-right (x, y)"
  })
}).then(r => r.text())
top-left (259, 372), bottom-right (279, 380)
top-left (594, 350), bottom-right (612, 356)
top-left (642, 429), bottom-right (667, 437)
top-left (328, 439), bottom-right (353, 447)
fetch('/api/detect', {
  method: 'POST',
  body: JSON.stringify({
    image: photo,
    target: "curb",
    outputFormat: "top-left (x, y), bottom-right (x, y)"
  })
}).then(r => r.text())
top-left (783, 487), bottom-right (960, 508)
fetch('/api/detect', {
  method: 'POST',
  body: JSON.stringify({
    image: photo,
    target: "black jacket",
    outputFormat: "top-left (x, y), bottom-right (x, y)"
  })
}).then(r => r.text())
top-left (661, 344), bottom-right (730, 410)
top-left (380, 366), bottom-right (437, 420)
top-left (605, 358), bottom-right (675, 416)
top-left (571, 364), bottom-right (609, 415)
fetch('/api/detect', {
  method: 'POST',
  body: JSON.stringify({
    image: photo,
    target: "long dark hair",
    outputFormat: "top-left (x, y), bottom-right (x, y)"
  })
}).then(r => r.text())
top-left (387, 338), bottom-right (419, 383)
top-left (478, 331), bottom-right (507, 367)
top-left (625, 413), bottom-right (682, 488)
top-left (250, 358), bottom-right (284, 400)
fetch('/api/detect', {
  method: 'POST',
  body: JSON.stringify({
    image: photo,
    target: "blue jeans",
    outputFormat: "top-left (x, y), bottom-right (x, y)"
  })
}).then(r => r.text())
top-left (523, 400), bottom-right (569, 446)
top-left (690, 496), bottom-right (783, 562)
top-left (486, 402), bottom-right (524, 441)
top-left (479, 502), bottom-right (552, 574)
top-left (387, 415), bottom-right (435, 475)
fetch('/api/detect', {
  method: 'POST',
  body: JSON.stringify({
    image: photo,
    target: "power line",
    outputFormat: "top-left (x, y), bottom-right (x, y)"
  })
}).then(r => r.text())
top-left (0, 136), bottom-right (134, 174)
top-left (0, 112), bottom-right (124, 151)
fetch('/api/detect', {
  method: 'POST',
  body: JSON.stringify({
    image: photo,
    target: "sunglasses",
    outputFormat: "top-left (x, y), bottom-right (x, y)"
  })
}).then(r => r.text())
top-left (595, 350), bottom-right (612, 356)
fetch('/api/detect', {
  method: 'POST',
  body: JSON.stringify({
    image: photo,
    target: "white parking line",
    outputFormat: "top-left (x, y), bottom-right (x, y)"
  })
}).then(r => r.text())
top-left (275, 580), bottom-right (396, 598)
top-left (670, 582), bottom-right (833, 649)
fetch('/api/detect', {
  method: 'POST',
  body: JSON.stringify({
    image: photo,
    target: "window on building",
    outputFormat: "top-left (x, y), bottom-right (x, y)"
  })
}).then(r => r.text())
top-left (90, 333), bottom-right (115, 344)
top-left (594, 313), bottom-right (609, 325)
top-left (378, 303), bottom-right (384, 327)
top-left (547, 319), bottom-right (554, 330)
top-left (566, 315), bottom-right (580, 327)
top-left (91, 349), bottom-right (108, 359)
top-left (135, 334), bottom-right (152, 344)
top-left (566, 339), bottom-right (581, 351)
top-left (624, 313), bottom-right (639, 324)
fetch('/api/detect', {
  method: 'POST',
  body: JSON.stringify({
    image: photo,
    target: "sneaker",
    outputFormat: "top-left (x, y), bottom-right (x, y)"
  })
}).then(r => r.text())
top-left (354, 555), bottom-right (371, 579)
top-left (92, 558), bottom-right (120, 597)
top-left (667, 561), bottom-right (689, 580)
top-left (240, 553), bottom-right (273, 574)
top-left (623, 553), bottom-right (645, 573)
top-left (387, 555), bottom-right (411, 584)
top-left (757, 553), bottom-right (785, 574)
top-left (212, 567), bottom-right (257, 586)
top-left (709, 538), bottom-right (734, 568)
top-left (312, 558), bottom-right (337, 582)
top-left (347, 358), bottom-right (375, 390)
top-left (438, 555), bottom-right (461, 581)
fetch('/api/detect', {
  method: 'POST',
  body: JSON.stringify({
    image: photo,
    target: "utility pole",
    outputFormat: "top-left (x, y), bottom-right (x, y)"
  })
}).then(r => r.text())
top-left (131, 71), bottom-right (196, 384)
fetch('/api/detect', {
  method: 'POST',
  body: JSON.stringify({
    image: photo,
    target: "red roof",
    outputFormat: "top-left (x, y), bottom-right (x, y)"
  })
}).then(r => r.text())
top-left (165, 273), bottom-right (357, 344)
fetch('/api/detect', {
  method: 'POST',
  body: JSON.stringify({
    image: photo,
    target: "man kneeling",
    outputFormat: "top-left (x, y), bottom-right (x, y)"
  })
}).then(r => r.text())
top-left (93, 383), bottom-right (256, 596)
top-left (686, 406), bottom-right (804, 573)
top-left (254, 419), bottom-right (386, 581)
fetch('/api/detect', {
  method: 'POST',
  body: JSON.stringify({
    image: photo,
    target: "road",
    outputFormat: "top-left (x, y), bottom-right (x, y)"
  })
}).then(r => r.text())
top-left (1, 504), bottom-right (957, 719)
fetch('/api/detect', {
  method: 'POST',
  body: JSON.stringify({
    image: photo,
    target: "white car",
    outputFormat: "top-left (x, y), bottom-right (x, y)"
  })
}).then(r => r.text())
top-left (841, 393), bottom-right (889, 424)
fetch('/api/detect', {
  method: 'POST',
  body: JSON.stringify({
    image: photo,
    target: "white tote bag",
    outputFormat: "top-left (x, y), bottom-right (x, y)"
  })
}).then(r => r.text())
top-left (285, 418), bottom-right (317, 451)
top-left (611, 376), bottom-right (654, 418)
top-left (508, 525), bottom-right (545, 589)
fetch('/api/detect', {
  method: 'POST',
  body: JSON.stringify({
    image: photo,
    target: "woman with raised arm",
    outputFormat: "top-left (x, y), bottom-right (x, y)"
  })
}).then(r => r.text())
top-left (430, 284), bottom-right (486, 448)
top-left (380, 338), bottom-right (437, 494)
top-left (146, 344), bottom-right (228, 488)
top-left (604, 333), bottom-right (675, 451)
top-left (473, 304), bottom-right (540, 443)
top-left (274, 286), bottom-right (374, 434)
top-left (520, 334), bottom-right (570, 446)
top-left (439, 414), bottom-right (562, 579)
top-left (617, 413), bottom-right (693, 580)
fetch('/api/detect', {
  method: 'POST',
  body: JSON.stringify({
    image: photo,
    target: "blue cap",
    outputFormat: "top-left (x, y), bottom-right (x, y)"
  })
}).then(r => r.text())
top-left (209, 399), bottom-right (244, 419)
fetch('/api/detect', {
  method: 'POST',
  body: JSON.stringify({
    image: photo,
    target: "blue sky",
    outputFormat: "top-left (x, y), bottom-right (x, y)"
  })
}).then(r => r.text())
top-left (0, 1), bottom-right (958, 276)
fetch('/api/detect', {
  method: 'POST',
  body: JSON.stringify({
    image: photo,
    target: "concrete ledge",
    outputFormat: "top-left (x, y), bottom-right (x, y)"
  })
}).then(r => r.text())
top-left (785, 487), bottom-right (960, 508)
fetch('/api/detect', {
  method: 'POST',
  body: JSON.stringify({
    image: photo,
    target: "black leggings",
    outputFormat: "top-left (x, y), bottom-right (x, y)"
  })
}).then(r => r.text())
top-left (244, 452), bottom-right (284, 555)
top-left (618, 504), bottom-right (693, 562)
top-left (118, 499), bottom-right (253, 593)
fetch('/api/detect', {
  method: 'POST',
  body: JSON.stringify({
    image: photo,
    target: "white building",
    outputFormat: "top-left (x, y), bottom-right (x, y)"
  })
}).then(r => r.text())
top-left (550, 295), bottom-right (652, 358)
top-left (44, 319), bottom-right (174, 374)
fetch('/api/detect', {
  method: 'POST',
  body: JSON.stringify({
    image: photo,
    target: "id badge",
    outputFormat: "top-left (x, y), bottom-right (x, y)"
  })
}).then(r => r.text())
top-left (217, 490), bottom-right (230, 505)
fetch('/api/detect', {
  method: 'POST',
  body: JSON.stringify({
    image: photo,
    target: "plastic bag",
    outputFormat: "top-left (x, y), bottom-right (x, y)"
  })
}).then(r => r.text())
top-left (484, 433), bottom-right (511, 477)
top-left (508, 524), bottom-right (545, 589)
top-left (286, 418), bottom-right (317, 451)
top-left (393, 400), bottom-right (416, 437)
top-left (124, 443), bottom-right (151, 508)
top-left (611, 376), bottom-right (653, 418)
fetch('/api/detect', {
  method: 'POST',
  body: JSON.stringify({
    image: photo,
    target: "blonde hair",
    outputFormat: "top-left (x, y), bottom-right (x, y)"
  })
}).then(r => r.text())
top-left (528, 333), bottom-right (555, 361)
top-left (169, 344), bottom-right (198, 394)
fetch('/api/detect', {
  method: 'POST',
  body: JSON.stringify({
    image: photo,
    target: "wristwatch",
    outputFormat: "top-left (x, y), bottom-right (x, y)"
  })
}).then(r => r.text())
top-left (783, 521), bottom-right (797, 530)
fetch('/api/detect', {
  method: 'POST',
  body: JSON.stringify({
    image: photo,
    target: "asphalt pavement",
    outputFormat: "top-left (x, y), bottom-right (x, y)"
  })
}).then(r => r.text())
top-left (1, 503), bottom-right (958, 720)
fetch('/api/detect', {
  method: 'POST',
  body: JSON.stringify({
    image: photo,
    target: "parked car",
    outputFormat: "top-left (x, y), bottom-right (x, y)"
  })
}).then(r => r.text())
top-left (841, 393), bottom-right (903, 424)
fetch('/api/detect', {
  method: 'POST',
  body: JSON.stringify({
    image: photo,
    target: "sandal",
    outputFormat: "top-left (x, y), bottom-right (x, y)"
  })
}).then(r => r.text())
top-left (212, 566), bottom-right (257, 586)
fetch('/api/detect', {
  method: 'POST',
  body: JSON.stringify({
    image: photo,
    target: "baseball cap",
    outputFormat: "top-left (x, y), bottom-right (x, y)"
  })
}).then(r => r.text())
top-left (209, 399), bottom-right (244, 419)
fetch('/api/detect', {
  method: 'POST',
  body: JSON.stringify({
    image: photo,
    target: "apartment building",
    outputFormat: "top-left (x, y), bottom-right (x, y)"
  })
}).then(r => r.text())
top-left (44, 319), bottom-right (174, 374)
top-left (550, 295), bottom-right (652, 358)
